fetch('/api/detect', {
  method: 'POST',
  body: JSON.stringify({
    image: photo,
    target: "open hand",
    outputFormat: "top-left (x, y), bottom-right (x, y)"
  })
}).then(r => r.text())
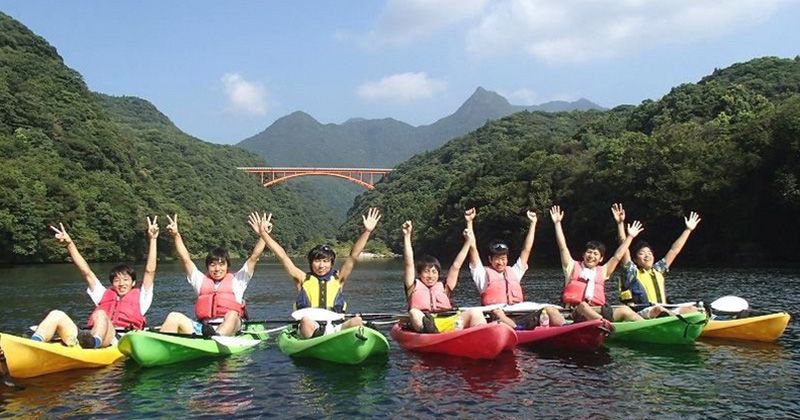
top-left (549, 205), bottom-right (564, 224)
top-left (247, 212), bottom-right (263, 235)
top-left (363, 207), bottom-right (381, 232)
top-left (260, 213), bottom-right (273, 235)
top-left (627, 220), bottom-right (644, 237)
top-left (685, 211), bottom-right (701, 231)
top-left (611, 203), bottom-right (625, 224)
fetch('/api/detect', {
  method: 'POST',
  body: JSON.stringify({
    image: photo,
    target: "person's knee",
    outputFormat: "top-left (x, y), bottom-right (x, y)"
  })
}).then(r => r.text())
top-left (91, 309), bottom-right (110, 322)
top-left (350, 315), bottom-right (363, 326)
top-left (46, 309), bottom-right (67, 320)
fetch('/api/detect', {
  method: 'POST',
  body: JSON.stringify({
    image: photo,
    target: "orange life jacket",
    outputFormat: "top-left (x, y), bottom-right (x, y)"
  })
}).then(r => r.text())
top-left (88, 287), bottom-right (146, 330)
top-left (194, 273), bottom-right (245, 321)
top-left (480, 266), bottom-right (524, 305)
top-left (562, 261), bottom-right (606, 306)
top-left (408, 279), bottom-right (452, 311)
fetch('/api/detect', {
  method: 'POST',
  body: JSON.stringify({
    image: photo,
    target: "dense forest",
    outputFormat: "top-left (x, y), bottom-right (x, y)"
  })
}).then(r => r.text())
top-left (0, 13), bottom-right (340, 263)
top-left (343, 57), bottom-right (800, 266)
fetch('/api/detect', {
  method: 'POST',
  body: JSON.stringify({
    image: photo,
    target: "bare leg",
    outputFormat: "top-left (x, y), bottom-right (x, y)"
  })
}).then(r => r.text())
top-left (491, 309), bottom-right (517, 329)
top-left (160, 312), bottom-right (195, 334)
top-left (298, 317), bottom-right (320, 339)
top-left (678, 305), bottom-right (698, 314)
top-left (463, 308), bottom-right (487, 328)
top-left (340, 315), bottom-right (363, 330)
top-left (408, 309), bottom-right (425, 332)
top-left (613, 306), bottom-right (643, 322)
top-left (575, 302), bottom-right (602, 321)
top-left (216, 311), bottom-right (243, 337)
top-left (33, 310), bottom-right (79, 345)
top-left (88, 310), bottom-right (116, 347)
top-left (545, 306), bottom-right (565, 326)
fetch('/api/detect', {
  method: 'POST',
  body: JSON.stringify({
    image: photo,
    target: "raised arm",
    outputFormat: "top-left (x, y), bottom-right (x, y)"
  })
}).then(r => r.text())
top-left (611, 203), bottom-right (630, 264)
top-left (445, 228), bottom-right (474, 293)
top-left (141, 216), bottom-right (159, 290)
top-left (663, 211), bottom-right (701, 268)
top-left (49, 223), bottom-right (100, 291)
top-left (244, 212), bottom-right (267, 274)
top-left (402, 221), bottom-right (415, 299)
top-left (549, 206), bottom-right (572, 269)
top-left (338, 207), bottom-right (381, 283)
top-left (258, 213), bottom-right (306, 284)
top-left (518, 210), bottom-right (538, 265)
top-left (605, 221), bottom-right (644, 274)
top-left (165, 214), bottom-right (196, 277)
top-left (464, 208), bottom-right (481, 269)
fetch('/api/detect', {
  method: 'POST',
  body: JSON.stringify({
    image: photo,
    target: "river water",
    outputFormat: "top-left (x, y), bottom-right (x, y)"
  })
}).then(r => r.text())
top-left (0, 260), bottom-right (798, 418)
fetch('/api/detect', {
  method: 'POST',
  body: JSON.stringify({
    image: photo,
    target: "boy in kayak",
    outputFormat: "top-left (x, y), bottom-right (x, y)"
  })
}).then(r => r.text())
top-left (258, 208), bottom-right (381, 339)
top-left (160, 212), bottom-right (265, 337)
top-left (403, 220), bottom-right (486, 333)
top-left (465, 208), bottom-right (565, 329)
top-left (612, 203), bottom-right (701, 318)
top-left (30, 217), bottom-right (159, 348)
top-left (550, 205), bottom-right (643, 322)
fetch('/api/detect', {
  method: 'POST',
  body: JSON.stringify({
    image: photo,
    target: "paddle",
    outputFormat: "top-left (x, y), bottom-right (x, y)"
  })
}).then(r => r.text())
top-left (289, 308), bottom-right (404, 322)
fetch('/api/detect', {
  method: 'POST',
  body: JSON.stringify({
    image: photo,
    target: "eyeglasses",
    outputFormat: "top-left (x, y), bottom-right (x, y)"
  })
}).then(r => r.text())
top-left (490, 243), bottom-right (509, 252)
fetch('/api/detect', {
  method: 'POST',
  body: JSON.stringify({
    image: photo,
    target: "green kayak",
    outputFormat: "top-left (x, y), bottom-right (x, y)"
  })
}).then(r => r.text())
top-left (277, 326), bottom-right (389, 364)
top-left (118, 324), bottom-right (267, 367)
top-left (608, 312), bottom-right (708, 345)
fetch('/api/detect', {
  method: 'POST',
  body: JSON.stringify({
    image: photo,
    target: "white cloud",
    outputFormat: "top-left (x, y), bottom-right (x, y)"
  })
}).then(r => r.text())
top-left (466, 0), bottom-right (786, 64)
top-left (221, 73), bottom-right (268, 116)
top-left (364, 0), bottom-right (488, 46)
top-left (357, 72), bottom-right (447, 102)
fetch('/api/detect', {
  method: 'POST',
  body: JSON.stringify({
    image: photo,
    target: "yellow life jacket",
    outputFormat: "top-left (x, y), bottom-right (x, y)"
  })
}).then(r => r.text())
top-left (294, 273), bottom-right (347, 313)
top-left (636, 268), bottom-right (667, 305)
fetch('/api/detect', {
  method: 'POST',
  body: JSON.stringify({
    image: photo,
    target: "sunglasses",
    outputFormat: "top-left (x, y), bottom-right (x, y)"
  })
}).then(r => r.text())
top-left (490, 243), bottom-right (509, 252)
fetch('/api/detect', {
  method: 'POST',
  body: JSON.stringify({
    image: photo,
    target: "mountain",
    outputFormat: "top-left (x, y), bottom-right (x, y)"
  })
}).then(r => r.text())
top-left (0, 12), bottom-right (337, 263)
top-left (342, 57), bottom-right (800, 266)
top-left (238, 87), bottom-right (603, 168)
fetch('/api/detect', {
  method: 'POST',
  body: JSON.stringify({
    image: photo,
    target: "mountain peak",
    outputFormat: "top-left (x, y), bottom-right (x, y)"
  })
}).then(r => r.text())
top-left (453, 87), bottom-right (513, 119)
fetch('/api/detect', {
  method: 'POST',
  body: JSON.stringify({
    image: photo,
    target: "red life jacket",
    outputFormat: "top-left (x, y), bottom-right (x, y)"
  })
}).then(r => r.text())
top-left (480, 266), bottom-right (524, 305)
top-left (194, 273), bottom-right (245, 321)
top-left (562, 261), bottom-right (606, 306)
top-left (87, 287), bottom-right (146, 330)
top-left (408, 279), bottom-right (452, 311)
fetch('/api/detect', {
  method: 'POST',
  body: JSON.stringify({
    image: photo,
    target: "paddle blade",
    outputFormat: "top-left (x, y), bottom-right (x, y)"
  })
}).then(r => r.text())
top-left (711, 296), bottom-right (749, 313)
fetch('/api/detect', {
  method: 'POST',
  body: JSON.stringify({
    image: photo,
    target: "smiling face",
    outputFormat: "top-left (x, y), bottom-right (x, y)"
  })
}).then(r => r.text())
top-left (311, 257), bottom-right (333, 277)
top-left (634, 246), bottom-right (655, 270)
top-left (111, 272), bottom-right (136, 296)
top-left (418, 265), bottom-right (440, 287)
top-left (206, 259), bottom-right (229, 281)
top-left (489, 253), bottom-right (509, 272)
top-left (581, 248), bottom-right (604, 268)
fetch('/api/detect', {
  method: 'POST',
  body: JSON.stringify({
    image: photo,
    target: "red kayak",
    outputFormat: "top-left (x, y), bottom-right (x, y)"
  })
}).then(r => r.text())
top-left (515, 319), bottom-right (613, 351)
top-left (390, 322), bottom-right (517, 359)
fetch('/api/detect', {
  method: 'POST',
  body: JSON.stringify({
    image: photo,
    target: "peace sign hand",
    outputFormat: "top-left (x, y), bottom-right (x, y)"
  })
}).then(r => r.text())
top-left (147, 216), bottom-right (159, 239)
top-left (165, 214), bottom-right (179, 237)
top-left (49, 223), bottom-right (72, 246)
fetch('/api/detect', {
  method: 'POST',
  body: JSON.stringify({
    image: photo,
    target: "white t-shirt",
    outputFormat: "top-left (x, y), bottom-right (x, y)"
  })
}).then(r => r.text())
top-left (469, 258), bottom-right (527, 293)
top-left (87, 283), bottom-right (153, 315)
top-left (188, 263), bottom-right (252, 304)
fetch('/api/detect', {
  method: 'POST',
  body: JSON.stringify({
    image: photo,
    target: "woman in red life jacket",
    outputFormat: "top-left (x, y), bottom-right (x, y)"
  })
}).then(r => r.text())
top-left (550, 205), bottom-right (643, 322)
top-left (258, 209), bottom-right (381, 339)
top-left (159, 212), bottom-right (266, 337)
top-left (464, 208), bottom-right (565, 329)
top-left (403, 220), bottom-right (486, 333)
top-left (31, 217), bottom-right (159, 348)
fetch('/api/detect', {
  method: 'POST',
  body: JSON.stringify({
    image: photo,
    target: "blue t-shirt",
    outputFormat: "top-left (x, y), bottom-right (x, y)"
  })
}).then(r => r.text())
top-left (621, 258), bottom-right (668, 305)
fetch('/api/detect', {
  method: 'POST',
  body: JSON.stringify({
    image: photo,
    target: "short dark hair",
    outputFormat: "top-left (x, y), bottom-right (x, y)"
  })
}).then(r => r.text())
top-left (584, 240), bottom-right (606, 258)
top-left (108, 264), bottom-right (136, 284)
top-left (307, 244), bottom-right (336, 266)
top-left (205, 247), bottom-right (231, 268)
top-left (488, 240), bottom-right (510, 257)
top-left (632, 241), bottom-right (652, 256)
top-left (415, 255), bottom-right (441, 277)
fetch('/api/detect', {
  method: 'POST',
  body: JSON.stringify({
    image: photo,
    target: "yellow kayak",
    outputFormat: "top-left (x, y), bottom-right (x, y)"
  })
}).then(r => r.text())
top-left (701, 312), bottom-right (791, 342)
top-left (0, 332), bottom-right (124, 378)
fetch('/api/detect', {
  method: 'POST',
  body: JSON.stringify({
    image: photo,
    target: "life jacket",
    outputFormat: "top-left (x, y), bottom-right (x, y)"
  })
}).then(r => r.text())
top-left (481, 266), bottom-right (524, 305)
top-left (87, 288), bottom-right (146, 330)
top-left (294, 273), bottom-right (347, 313)
top-left (194, 273), bottom-right (245, 321)
top-left (562, 261), bottom-right (606, 306)
top-left (635, 267), bottom-right (667, 304)
top-left (408, 279), bottom-right (452, 311)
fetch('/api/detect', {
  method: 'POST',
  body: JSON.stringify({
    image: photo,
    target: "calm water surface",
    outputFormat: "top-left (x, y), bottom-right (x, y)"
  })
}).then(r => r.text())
top-left (0, 260), bottom-right (798, 418)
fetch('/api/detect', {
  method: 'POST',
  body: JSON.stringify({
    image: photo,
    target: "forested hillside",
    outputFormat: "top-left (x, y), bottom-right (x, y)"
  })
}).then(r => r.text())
top-left (0, 13), bottom-right (337, 263)
top-left (343, 57), bottom-right (800, 266)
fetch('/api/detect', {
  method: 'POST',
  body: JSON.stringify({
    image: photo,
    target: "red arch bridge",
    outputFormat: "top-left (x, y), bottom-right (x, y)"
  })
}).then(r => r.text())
top-left (238, 167), bottom-right (393, 190)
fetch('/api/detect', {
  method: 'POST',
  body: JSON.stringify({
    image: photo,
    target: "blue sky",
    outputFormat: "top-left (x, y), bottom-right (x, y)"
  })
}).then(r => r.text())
top-left (2, 1), bottom-right (799, 144)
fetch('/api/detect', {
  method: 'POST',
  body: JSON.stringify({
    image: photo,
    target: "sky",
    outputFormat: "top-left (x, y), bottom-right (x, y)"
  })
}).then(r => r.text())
top-left (2, 1), bottom-right (799, 144)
